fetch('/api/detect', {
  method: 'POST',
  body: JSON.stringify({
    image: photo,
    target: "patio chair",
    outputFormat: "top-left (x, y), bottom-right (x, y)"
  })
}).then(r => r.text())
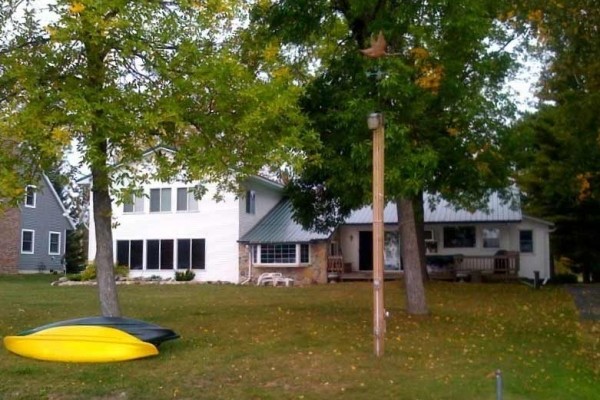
top-left (256, 272), bottom-right (294, 287)
top-left (256, 272), bottom-right (283, 286)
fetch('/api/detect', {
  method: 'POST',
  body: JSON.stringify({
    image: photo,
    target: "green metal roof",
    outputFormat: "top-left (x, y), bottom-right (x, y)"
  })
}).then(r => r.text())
top-left (239, 199), bottom-right (331, 244)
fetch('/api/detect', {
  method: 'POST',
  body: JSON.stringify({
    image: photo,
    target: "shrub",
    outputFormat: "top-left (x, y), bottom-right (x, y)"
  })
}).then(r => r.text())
top-left (79, 264), bottom-right (97, 281)
top-left (175, 270), bottom-right (196, 282)
top-left (115, 264), bottom-right (129, 277)
top-left (66, 274), bottom-right (82, 281)
top-left (74, 264), bottom-right (130, 281)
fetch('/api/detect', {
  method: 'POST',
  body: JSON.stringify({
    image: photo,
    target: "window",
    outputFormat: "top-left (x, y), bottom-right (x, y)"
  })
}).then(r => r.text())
top-left (255, 244), bottom-right (309, 264)
top-left (424, 230), bottom-right (435, 242)
top-left (519, 230), bottom-right (533, 253)
top-left (329, 241), bottom-right (340, 256)
top-left (300, 244), bottom-right (310, 263)
top-left (116, 240), bottom-right (143, 270)
top-left (176, 188), bottom-right (198, 212)
top-left (251, 245), bottom-right (258, 263)
top-left (123, 195), bottom-right (144, 213)
top-left (177, 239), bottom-right (205, 269)
top-left (482, 228), bottom-right (500, 248)
top-left (25, 186), bottom-right (36, 208)
top-left (443, 226), bottom-right (476, 248)
top-left (21, 230), bottom-right (34, 254)
top-left (245, 190), bottom-right (256, 214)
top-left (146, 239), bottom-right (174, 269)
top-left (48, 232), bottom-right (61, 255)
top-left (150, 188), bottom-right (171, 212)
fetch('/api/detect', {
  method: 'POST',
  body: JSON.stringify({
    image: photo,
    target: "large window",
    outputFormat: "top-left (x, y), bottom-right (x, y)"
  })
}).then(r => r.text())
top-left (48, 232), bottom-right (61, 255)
top-left (150, 188), bottom-right (171, 212)
top-left (123, 195), bottom-right (144, 213)
top-left (443, 226), bottom-right (476, 248)
top-left (25, 186), bottom-right (36, 208)
top-left (176, 188), bottom-right (198, 212)
top-left (116, 240), bottom-right (144, 270)
top-left (519, 230), bottom-right (533, 253)
top-left (245, 190), bottom-right (256, 214)
top-left (21, 230), bottom-right (35, 254)
top-left (177, 239), bottom-right (205, 269)
top-left (147, 239), bottom-right (174, 269)
top-left (482, 228), bottom-right (500, 248)
top-left (255, 244), bottom-right (310, 265)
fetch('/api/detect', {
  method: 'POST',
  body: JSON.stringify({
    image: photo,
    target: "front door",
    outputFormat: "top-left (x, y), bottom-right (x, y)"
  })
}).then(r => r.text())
top-left (359, 231), bottom-right (373, 271)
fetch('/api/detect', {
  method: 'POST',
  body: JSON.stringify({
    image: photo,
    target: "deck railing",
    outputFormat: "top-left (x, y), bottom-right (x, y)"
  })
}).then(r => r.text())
top-left (327, 256), bottom-right (344, 274)
top-left (455, 252), bottom-right (520, 277)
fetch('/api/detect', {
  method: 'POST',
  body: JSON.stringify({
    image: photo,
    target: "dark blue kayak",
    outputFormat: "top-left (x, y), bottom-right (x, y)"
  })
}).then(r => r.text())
top-left (18, 317), bottom-right (180, 346)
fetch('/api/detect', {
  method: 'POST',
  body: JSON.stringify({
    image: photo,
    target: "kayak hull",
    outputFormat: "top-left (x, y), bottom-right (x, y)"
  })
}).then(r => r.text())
top-left (4, 326), bottom-right (158, 363)
top-left (18, 316), bottom-right (179, 346)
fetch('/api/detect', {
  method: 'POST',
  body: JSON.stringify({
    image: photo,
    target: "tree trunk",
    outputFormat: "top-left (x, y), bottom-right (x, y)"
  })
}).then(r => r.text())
top-left (413, 193), bottom-right (429, 281)
top-left (397, 197), bottom-right (428, 315)
top-left (92, 163), bottom-right (121, 317)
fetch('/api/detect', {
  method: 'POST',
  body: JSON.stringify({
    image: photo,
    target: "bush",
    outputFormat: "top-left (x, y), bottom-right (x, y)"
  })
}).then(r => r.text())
top-left (79, 264), bottom-right (97, 281)
top-left (175, 270), bottom-right (196, 282)
top-left (550, 273), bottom-right (578, 284)
top-left (115, 264), bottom-right (129, 277)
top-left (73, 264), bottom-right (130, 281)
top-left (66, 274), bottom-right (82, 281)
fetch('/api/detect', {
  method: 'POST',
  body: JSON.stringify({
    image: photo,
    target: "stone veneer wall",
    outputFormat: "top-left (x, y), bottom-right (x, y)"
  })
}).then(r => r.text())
top-left (238, 242), bottom-right (329, 285)
top-left (0, 208), bottom-right (20, 273)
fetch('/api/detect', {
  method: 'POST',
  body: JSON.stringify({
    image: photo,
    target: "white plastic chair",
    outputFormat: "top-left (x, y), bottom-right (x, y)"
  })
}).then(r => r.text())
top-left (256, 272), bottom-right (283, 286)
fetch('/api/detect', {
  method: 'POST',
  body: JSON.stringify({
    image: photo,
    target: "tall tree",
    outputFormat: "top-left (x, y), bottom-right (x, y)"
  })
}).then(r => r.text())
top-left (512, 1), bottom-right (600, 281)
top-left (251, 1), bottom-right (521, 314)
top-left (1, 0), bottom-right (311, 315)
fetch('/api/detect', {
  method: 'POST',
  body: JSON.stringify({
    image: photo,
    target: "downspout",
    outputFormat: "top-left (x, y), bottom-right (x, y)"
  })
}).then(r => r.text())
top-left (240, 244), bottom-right (253, 285)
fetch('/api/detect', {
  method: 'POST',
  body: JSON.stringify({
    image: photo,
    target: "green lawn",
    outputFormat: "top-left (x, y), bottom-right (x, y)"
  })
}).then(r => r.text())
top-left (0, 275), bottom-right (598, 400)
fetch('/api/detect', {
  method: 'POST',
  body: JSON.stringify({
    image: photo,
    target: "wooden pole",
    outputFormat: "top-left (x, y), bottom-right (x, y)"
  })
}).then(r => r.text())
top-left (371, 113), bottom-right (385, 357)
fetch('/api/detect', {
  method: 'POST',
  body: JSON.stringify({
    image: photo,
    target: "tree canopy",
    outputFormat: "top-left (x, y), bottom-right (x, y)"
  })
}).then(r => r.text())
top-left (250, 0), bottom-right (525, 313)
top-left (0, 0), bottom-right (313, 315)
top-left (513, 0), bottom-right (600, 281)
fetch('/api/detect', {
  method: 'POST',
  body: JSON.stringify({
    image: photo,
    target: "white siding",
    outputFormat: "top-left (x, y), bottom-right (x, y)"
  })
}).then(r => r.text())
top-left (88, 179), bottom-right (240, 283)
top-left (512, 217), bottom-right (552, 279)
top-left (338, 220), bottom-right (552, 279)
top-left (431, 223), bottom-right (514, 257)
top-left (238, 180), bottom-right (283, 237)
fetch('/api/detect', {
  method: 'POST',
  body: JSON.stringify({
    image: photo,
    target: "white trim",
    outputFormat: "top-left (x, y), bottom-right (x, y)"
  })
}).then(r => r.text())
top-left (24, 185), bottom-right (36, 208)
top-left (123, 194), bottom-right (145, 213)
top-left (519, 229), bottom-right (534, 254)
top-left (522, 214), bottom-right (554, 227)
top-left (176, 187), bottom-right (199, 212)
top-left (424, 229), bottom-right (435, 242)
top-left (21, 229), bottom-right (35, 254)
top-left (48, 231), bottom-right (61, 255)
top-left (253, 243), bottom-right (311, 266)
top-left (149, 187), bottom-right (172, 213)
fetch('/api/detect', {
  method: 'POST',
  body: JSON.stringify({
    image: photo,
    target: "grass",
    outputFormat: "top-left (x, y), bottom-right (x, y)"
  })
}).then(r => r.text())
top-left (0, 275), bottom-right (598, 400)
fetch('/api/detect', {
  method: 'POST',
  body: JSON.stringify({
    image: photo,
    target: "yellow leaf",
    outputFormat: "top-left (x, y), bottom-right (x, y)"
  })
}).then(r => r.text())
top-left (410, 47), bottom-right (429, 60)
top-left (69, 2), bottom-right (85, 14)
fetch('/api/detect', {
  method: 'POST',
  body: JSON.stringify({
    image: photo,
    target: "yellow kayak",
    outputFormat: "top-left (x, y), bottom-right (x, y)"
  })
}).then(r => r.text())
top-left (3, 325), bottom-right (158, 363)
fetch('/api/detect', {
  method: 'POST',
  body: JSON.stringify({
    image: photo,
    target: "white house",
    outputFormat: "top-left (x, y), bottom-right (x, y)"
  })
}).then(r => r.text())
top-left (84, 148), bottom-right (554, 283)
top-left (86, 173), bottom-right (284, 283)
top-left (335, 195), bottom-right (554, 280)
top-left (240, 193), bottom-right (555, 282)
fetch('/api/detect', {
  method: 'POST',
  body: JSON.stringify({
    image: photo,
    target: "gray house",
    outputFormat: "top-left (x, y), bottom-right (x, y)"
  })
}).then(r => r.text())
top-left (0, 174), bottom-right (74, 274)
top-left (239, 193), bottom-right (554, 283)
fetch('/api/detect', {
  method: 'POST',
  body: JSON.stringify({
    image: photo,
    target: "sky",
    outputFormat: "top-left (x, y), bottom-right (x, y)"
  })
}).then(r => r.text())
top-left (18, 1), bottom-right (543, 175)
